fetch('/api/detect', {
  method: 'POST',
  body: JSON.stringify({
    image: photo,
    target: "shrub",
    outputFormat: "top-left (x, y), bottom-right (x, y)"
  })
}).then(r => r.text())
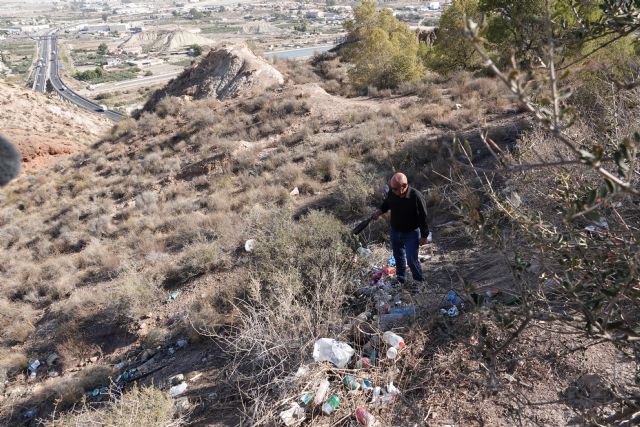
top-left (45, 384), bottom-right (178, 426)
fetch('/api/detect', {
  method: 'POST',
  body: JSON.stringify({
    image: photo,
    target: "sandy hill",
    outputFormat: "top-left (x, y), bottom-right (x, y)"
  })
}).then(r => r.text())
top-left (119, 29), bottom-right (216, 53)
top-left (0, 81), bottom-right (111, 171)
top-left (143, 42), bottom-right (284, 110)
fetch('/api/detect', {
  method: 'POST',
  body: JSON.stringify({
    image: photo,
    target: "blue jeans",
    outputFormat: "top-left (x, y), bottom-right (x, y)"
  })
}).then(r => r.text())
top-left (390, 228), bottom-right (424, 283)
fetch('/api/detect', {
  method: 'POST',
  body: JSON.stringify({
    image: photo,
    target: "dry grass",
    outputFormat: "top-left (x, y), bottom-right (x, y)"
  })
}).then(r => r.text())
top-left (45, 384), bottom-right (180, 426)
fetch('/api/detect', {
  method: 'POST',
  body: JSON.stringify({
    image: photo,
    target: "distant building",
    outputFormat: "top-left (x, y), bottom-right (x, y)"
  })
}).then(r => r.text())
top-left (79, 23), bottom-right (130, 33)
top-left (428, 2), bottom-right (441, 10)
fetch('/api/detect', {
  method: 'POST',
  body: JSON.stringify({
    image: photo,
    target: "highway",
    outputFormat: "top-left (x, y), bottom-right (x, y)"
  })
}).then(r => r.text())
top-left (34, 31), bottom-right (125, 122)
top-left (32, 32), bottom-right (50, 93)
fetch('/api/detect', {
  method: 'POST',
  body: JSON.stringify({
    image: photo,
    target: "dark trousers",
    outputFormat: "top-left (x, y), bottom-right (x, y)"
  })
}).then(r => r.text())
top-left (390, 228), bottom-right (424, 283)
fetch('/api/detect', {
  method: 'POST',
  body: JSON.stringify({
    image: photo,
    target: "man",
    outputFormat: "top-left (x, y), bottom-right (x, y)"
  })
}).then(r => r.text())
top-left (372, 172), bottom-right (428, 289)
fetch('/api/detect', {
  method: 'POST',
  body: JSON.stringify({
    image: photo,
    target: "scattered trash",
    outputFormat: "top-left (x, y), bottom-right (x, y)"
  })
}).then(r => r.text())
top-left (27, 360), bottom-right (40, 380)
top-left (121, 368), bottom-right (138, 382)
top-left (585, 220), bottom-right (609, 234)
top-left (313, 338), bottom-right (355, 368)
top-left (387, 256), bottom-right (396, 267)
top-left (445, 289), bottom-right (464, 307)
top-left (355, 407), bottom-right (376, 426)
top-left (290, 187), bottom-right (300, 196)
top-left (169, 374), bottom-right (184, 386)
top-left (24, 410), bottom-right (36, 419)
top-left (321, 395), bottom-right (340, 415)
top-left (380, 306), bottom-right (416, 328)
top-left (176, 338), bottom-right (188, 348)
top-left (279, 403), bottom-right (305, 426)
top-left (362, 379), bottom-right (373, 390)
top-left (382, 331), bottom-right (405, 349)
top-left (170, 382), bottom-right (188, 397)
top-left (244, 239), bottom-right (256, 252)
top-left (294, 365), bottom-right (309, 378)
top-left (46, 353), bottom-right (59, 366)
top-left (175, 396), bottom-right (190, 412)
top-left (85, 386), bottom-right (109, 398)
top-left (166, 291), bottom-right (179, 303)
top-left (440, 306), bottom-right (459, 317)
top-left (386, 347), bottom-right (398, 360)
top-left (357, 247), bottom-right (373, 257)
top-left (48, 371), bottom-right (60, 378)
top-left (455, 103), bottom-right (463, 110)
top-left (343, 375), bottom-right (361, 390)
top-left (300, 393), bottom-right (314, 406)
top-left (419, 254), bottom-right (431, 262)
top-left (355, 356), bottom-right (371, 369)
top-left (313, 378), bottom-right (330, 406)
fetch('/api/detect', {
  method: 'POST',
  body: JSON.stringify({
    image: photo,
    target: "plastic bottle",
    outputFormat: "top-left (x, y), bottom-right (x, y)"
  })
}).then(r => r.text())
top-left (321, 395), bottom-right (340, 415)
top-left (386, 347), bottom-right (398, 359)
top-left (355, 357), bottom-right (370, 369)
top-left (355, 407), bottom-right (376, 426)
top-left (313, 378), bottom-right (330, 405)
top-left (382, 331), bottom-right (405, 349)
top-left (387, 256), bottom-right (396, 267)
top-left (343, 375), bottom-right (361, 390)
top-left (381, 306), bottom-right (416, 324)
top-left (280, 403), bottom-right (305, 426)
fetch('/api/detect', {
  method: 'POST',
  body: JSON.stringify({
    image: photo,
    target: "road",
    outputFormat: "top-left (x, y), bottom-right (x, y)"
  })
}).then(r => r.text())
top-left (33, 31), bottom-right (125, 122)
top-left (87, 70), bottom-right (183, 94)
top-left (32, 32), bottom-right (50, 93)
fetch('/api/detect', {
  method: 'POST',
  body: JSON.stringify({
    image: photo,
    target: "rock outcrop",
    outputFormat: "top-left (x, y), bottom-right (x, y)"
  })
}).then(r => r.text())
top-left (144, 43), bottom-right (284, 111)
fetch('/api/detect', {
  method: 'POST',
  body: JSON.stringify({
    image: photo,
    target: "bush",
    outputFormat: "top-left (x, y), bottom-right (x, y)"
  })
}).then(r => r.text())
top-left (45, 384), bottom-right (178, 426)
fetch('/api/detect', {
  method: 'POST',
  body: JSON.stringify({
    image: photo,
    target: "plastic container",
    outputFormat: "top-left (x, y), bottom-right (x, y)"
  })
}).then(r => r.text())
top-left (386, 347), bottom-right (398, 359)
top-left (382, 331), bottom-right (405, 349)
top-left (321, 395), bottom-right (340, 415)
top-left (300, 393), bottom-right (313, 406)
top-left (355, 357), bottom-right (371, 369)
top-left (343, 375), bottom-right (361, 390)
top-left (387, 256), bottom-right (396, 267)
top-left (280, 403), bottom-right (305, 426)
top-left (313, 378), bottom-right (330, 406)
top-left (355, 407), bottom-right (376, 426)
top-left (381, 306), bottom-right (416, 324)
top-left (313, 338), bottom-right (355, 368)
top-left (170, 382), bottom-right (188, 397)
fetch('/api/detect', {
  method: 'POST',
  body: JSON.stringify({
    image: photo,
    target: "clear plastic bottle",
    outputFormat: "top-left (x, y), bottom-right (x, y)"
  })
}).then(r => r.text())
top-left (313, 378), bottom-right (330, 406)
top-left (386, 347), bottom-right (398, 359)
top-left (321, 395), bottom-right (340, 415)
top-left (343, 375), bottom-right (361, 390)
top-left (382, 331), bottom-right (405, 349)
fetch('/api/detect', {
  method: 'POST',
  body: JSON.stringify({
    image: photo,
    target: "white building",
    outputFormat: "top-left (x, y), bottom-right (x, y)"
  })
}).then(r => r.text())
top-left (428, 2), bottom-right (441, 10)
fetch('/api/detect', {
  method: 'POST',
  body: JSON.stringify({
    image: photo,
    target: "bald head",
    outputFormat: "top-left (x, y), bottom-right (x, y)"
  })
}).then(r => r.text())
top-left (390, 172), bottom-right (408, 196)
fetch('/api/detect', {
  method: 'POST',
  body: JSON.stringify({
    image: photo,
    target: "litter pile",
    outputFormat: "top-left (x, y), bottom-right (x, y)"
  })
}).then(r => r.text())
top-left (280, 331), bottom-right (407, 426)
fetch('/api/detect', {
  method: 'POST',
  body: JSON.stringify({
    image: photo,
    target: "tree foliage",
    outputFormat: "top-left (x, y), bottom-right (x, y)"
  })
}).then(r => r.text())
top-left (343, 0), bottom-right (424, 90)
top-left (420, 0), bottom-right (482, 74)
top-left (97, 43), bottom-right (108, 56)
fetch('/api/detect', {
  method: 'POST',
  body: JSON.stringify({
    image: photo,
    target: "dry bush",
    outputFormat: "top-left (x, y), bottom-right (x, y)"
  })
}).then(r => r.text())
top-left (110, 118), bottom-right (137, 139)
top-left (311, 151), bottom-right (340, 182)
top-left (0, 351), bottom-right (28, 376)
top-left (195, 211), bottom-right (359, 424)
top-left (45, 384), bottom-right (180, 427)
top-left (155, 96), bottom-right (183, 119)
top-left (275, 163), bottom-right (303, 187)
top-left (0, 299), bottom-right (36, 343)
top-left (271, 57), bottom-right (320, 85)
top-left (162, 240), bottom-right (226, 289)
top-left (332, 170), bottom-right (375, 221)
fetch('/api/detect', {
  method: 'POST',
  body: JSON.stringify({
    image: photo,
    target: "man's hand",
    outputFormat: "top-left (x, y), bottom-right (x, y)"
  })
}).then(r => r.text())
top-left (371, 209), bottom-right (383, 220)
top-left (419, 237), bottom-right (428, 246)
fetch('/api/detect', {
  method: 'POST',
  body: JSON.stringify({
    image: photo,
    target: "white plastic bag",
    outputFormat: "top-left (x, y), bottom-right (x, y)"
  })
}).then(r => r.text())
top-left (312, 338), bottom-right (355, 368)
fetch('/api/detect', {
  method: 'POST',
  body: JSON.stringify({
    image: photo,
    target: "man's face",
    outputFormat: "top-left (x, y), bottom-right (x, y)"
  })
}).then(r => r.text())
top-left (390, 180), bottom-right (408, 197)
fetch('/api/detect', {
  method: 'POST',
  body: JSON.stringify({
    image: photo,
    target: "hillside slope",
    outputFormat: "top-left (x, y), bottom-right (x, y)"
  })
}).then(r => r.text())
top-left (0, 81), bottom-right (111, 171)
top-left (0, 54), bottom-right (637, 427)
